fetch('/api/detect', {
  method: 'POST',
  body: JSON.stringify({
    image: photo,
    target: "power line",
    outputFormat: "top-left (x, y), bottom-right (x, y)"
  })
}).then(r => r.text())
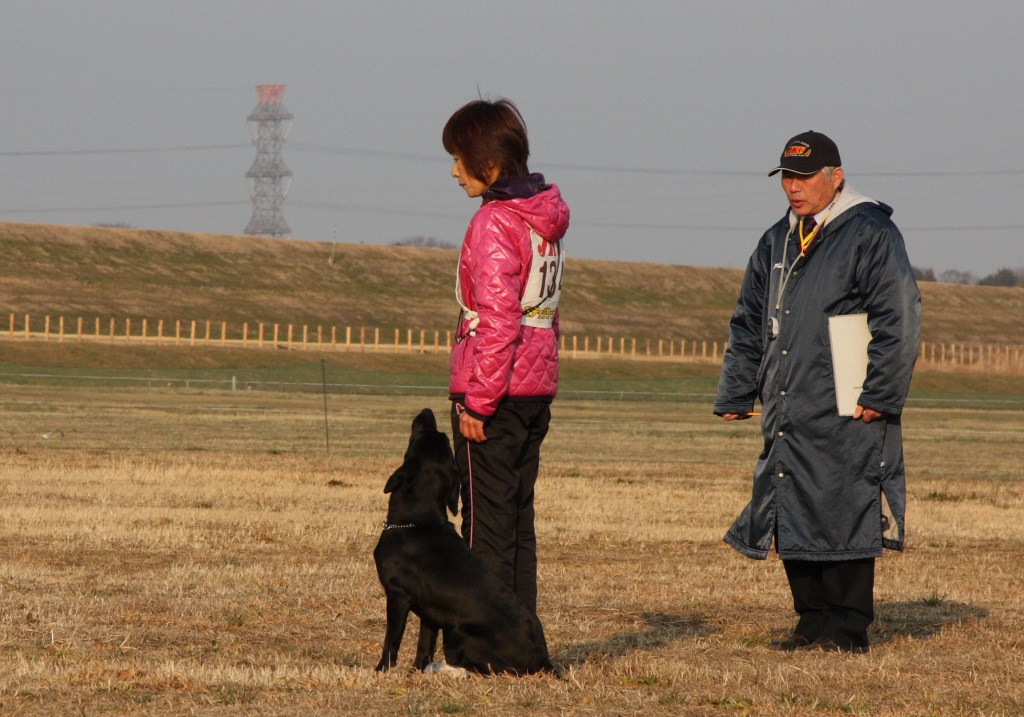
top-left (7, 141), bottom-right (1023, 179)
top-left (290, 142), bottom-right (1024, 178)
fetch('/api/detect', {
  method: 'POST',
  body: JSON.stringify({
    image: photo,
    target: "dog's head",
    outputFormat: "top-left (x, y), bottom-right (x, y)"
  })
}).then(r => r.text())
top-left (383, 408), bottom-right (460, 525)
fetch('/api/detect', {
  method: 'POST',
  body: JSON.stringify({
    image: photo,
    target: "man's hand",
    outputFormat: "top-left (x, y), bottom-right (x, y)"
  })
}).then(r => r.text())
top-left (853, 405), bottom-right (885, 423)
top-left (722, 413), bottom-right (754, 421)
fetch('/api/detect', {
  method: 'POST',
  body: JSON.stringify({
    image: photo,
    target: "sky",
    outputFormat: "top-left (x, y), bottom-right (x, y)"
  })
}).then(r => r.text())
top-left (2, 1), bottom-right (1022, 278)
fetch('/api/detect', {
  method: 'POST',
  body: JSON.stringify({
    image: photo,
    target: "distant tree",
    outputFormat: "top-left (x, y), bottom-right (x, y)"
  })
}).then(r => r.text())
top-left (393, 236), bottom-right (457, 250)
top-left (93, 222), bottom-right (133, 229)
top-left (939, 269), bottom-right (976, 285)
top-left (912, 266), bottom-right (936, 282)
top-left (977, 268), bottom-right (1022, 287)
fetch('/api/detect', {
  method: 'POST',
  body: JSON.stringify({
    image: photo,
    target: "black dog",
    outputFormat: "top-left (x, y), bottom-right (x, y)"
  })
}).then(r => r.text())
top-left (373, 408), bottom-right (552, 675)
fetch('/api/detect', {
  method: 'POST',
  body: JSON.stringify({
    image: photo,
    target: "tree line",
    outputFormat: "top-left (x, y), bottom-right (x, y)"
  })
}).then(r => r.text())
top-left (913, 266), bottom-right (1023, 287)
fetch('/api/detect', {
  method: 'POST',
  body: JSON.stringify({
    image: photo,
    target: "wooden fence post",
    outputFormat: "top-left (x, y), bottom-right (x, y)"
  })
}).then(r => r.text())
top-left (13, 319), bottom-right (1014, 375)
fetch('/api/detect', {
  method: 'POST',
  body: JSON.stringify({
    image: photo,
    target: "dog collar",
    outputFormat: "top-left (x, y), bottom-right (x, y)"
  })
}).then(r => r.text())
top-left (381, 521), bottom-right (416, 531)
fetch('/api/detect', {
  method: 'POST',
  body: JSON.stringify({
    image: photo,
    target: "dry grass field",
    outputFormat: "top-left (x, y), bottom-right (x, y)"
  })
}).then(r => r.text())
top-left (2, 382), bottom-right (1023, 716)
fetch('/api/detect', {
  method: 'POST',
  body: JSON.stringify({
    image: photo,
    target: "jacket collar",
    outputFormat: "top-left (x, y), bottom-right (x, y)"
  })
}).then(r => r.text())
top-left (482, 172), bottom-right (549, 201)
top-left (786, 183), bottom-right (879, 235)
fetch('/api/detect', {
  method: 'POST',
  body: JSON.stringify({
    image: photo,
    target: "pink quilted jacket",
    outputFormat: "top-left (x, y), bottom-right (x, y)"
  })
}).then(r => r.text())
top-left (449, 181), bottom-right (570, 419)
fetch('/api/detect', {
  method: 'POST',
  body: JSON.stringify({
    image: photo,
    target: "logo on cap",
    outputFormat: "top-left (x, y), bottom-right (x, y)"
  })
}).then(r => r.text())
top-left (783, 143), bottom-right (812, 159)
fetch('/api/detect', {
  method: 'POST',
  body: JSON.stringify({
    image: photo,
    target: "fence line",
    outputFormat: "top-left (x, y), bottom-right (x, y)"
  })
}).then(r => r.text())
top-left (4, 312), bottom-right (1023, 372)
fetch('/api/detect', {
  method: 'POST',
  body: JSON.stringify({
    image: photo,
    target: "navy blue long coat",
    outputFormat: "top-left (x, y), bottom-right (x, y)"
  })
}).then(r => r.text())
top-left (715, 187), bottom-right (921, 561)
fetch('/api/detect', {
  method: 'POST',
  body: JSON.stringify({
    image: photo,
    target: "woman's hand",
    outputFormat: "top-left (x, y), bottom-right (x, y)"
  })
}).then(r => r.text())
top-left (459, 412), bottom-right (488, 442)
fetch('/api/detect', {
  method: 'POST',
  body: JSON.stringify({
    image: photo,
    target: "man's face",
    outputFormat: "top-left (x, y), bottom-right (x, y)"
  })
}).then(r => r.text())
top-left (780, 168), bottom-right (844, 217)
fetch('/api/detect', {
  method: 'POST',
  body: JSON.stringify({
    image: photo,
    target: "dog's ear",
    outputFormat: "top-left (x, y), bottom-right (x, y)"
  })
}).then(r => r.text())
top-left (384, 459), bottom-right (418, 494)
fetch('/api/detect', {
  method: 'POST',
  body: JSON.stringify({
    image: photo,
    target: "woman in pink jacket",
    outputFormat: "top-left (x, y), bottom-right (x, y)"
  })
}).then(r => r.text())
top-left (442, 99), bottom-right (570, 613)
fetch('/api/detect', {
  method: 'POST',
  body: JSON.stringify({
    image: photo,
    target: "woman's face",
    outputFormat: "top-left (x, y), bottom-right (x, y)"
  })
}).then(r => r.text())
top-left (451, 154), bottom-right (498, 198)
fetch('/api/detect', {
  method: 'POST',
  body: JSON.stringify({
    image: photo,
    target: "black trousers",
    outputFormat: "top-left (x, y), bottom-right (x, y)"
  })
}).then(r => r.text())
top-left (783, 558), bottom-right (875, 648)
top-left (451, 400), bottom-right (551, 613)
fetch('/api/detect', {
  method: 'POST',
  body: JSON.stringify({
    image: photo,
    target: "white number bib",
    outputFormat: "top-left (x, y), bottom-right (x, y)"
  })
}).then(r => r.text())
top-left (520, 227), bottom-right (564, 328)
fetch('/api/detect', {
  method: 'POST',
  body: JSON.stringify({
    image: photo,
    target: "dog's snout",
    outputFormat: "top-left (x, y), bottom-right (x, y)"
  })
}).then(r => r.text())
top-left (414, 408), bottom-right (437, 431)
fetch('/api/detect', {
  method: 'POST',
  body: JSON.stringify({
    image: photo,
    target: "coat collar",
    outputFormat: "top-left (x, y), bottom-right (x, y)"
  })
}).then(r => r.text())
top-left (786, 183), bottom-right (879, 235)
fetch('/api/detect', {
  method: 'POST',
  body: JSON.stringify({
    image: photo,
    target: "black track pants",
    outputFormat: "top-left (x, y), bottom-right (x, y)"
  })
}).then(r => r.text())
top-left (451, 400), bottom-right (551, 613)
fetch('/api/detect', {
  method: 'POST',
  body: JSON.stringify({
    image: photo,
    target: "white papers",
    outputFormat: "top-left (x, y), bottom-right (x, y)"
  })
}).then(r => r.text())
top-left (828, 313), bottom-right (872, 416)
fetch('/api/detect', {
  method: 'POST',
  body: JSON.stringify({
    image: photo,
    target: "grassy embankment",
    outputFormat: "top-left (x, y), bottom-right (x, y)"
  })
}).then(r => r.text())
top-left (2, 221), bottom-right (1022, 406)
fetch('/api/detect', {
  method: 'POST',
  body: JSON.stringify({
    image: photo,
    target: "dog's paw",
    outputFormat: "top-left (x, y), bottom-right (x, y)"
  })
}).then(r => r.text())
top-left (423, 661), bottom-right (469, 678)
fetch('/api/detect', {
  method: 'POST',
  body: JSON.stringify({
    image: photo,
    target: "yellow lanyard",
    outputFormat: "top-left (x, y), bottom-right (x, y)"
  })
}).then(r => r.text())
top-left (798, 192), bottom-right (839, 256)
top-left (794, 208), bottom-right (827, 256)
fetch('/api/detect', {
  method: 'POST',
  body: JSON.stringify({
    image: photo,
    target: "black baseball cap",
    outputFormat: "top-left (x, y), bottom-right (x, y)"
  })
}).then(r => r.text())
top-left (768, 131), bottom-right (841, 176)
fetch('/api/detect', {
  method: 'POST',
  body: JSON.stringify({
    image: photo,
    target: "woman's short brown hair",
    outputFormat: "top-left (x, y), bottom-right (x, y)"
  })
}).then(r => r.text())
top-left (442, 98), bottom-right (530, 183)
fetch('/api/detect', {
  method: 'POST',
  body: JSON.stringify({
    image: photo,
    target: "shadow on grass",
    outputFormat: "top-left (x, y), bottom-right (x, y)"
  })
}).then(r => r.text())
top-left (554, 611), bottom-right (717, 668)
top-left (872, 596), bottom-right (989, 644)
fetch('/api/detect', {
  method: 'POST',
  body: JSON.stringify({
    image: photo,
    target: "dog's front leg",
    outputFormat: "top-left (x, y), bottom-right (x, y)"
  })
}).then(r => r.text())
top-left (375, 592), bottom-right (412, 672)
top-left (413, 619), bottom-right (440, 671)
